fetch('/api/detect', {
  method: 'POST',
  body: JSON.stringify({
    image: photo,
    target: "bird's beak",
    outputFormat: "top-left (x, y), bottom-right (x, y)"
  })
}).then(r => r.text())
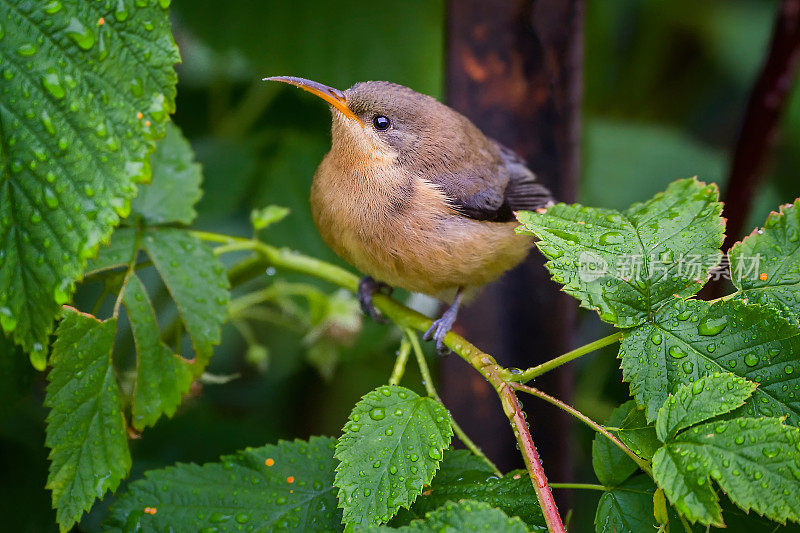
top-left (263, 76), bottom-right (363, 126)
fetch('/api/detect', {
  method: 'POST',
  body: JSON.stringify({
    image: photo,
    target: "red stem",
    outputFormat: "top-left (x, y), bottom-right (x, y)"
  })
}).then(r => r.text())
top-left (499, 385), bottom-right (566, 533)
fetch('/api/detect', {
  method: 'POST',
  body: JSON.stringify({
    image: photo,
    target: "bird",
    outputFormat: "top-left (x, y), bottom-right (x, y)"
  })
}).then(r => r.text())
top-left (263, 76), bottom-right (553, 352)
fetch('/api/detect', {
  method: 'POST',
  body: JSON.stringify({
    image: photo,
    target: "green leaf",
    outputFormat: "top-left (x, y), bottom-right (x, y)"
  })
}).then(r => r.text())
top-left (123, 274), bottom-right (193, 430)
top-left (428, 449), bottom-right (494, 483)
top-left (45, 308), bottom-right (130, 531)
top-left (516, 178), bottom-right (723, 327)
top-left (730, 199), bottom-right (800, 324)
top-left (0, 0), bottom-right (178, 355)
top-left (131, 122), bottom-right (202, 225)
top-left (398, 469), bottom-right (546, 531)
top-left (615, 402), bottom-right (661, 462)
top-left (334, 385), bottom-right (452, 529)
top-left (593, 402), bottom-right (639, 486)
top-left (655, 417), bottom-right (800, 526)
top-left (372, 500), bottom-right (529, 533)
top-left (619, 298), bottom-right (800, 423)
top-left (656, 373), bottom-right (757, 441)
top-left (652, 444), bottom-right (722, 526)
top-left (251, 204), bottom-right (290, 230)
top-left (595, 475), bottom-right (660, 533)
top-left (141, 228), bottom-right (229, 370)
top-left (109, 436), bottom-right (342, 531)
top-left (83, 227), bottom-right (137, 276)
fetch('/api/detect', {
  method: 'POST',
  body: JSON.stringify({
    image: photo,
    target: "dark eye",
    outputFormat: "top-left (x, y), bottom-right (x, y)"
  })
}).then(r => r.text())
top-left (372, 115), bottom-right (390, 131)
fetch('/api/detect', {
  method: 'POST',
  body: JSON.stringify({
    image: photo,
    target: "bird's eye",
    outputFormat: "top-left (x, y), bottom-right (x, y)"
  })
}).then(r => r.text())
top-left (372, 115), bottom-right (391, 131)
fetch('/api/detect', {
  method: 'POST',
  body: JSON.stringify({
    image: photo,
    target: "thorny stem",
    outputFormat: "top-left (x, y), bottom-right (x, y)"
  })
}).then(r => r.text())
top-left (511, 382), bottom-right (653, 477)
top-left (501, 331), bottom-right (623, 383)
top-left (388, 337), bottom-right (411, 386)
top-left (190, 231), bottom-right (595, 533)
top-left (404, 328), bottom-right (502, 477)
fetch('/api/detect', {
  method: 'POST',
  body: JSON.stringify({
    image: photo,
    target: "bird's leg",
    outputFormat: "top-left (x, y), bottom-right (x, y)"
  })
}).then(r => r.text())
top-left (357, 276), bottom-right (393, 323)
top-left (423, 288), bottom-right (464, 354)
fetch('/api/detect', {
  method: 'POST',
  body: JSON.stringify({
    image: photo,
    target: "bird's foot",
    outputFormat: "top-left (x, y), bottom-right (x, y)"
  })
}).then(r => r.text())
top-left (423, 289), bottom-right (464, 355)
top-left (357, 276), bottom-right (392, 323)
top-left (423, 315), bottom-right (456, 355)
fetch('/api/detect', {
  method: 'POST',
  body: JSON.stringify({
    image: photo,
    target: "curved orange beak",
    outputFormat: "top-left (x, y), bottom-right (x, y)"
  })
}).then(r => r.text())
top-left (263, 76), bottom-right (362, 125)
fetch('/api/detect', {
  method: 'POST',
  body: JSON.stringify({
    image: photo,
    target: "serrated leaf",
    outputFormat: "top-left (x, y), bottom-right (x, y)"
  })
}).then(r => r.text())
top-left (123, 274), bottom-right (193, 430)
top-left (427, 449), bottom-right (494, 484)
top-left (109, 436), bottom-right (342, 531)
top-left (516, 178), bottom-right (723, 327)
top-left (397, 468), bottom-right (546, 531)
top-left (0, 0), bottom-right (178, 355)
top-left (83, 227), bottom-right (138, 276)
top-left (656, 417), bottom-right (800, 526)
top-left (652, 445), bottom-right (722, 526)
top-left (730, 199), bottom-right (800, 324)
top-left (595, 475), bottom-right (660, 533)
top-left (593, 402), bottom-right (639, 487)
top-left (615, 401), bottom-right (660, 462)
top-left (334, 385), bottom-right (452, 529)
top-left (371, 500), bottom-right (529, 533)
top-left (656, 373), bottom-right (757, 441)
top-left (131, 122), bottom-right (202, 225)
top-left (141, 228), bottom-right (229, 371)
top-left (619, 298), bottom-right (800, 423)
top-left (45, 308), bottom-right (130, 531)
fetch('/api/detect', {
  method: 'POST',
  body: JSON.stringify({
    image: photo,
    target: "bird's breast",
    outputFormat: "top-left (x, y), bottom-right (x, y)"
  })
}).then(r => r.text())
top-left (310, 156), bottom-right (532, 296)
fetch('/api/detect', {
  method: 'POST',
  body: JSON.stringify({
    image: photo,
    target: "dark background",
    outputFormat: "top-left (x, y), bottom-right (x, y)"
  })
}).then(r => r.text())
top-left (1, 0), bottom-right (798, 531)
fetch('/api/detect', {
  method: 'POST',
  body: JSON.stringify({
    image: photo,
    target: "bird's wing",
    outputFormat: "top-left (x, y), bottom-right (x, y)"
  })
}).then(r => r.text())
top-left (492, 140), bottom-right (554, 213)
top-left (428, 139), bottom-right (553, 222)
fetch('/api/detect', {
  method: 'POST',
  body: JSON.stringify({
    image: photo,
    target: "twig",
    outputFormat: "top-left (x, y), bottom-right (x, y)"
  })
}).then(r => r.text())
top-left (501, 331), bottom-right (623, 383)
top-left (404, 328), bottom-right (502, 477)
top-left (388, 337), bottom-right (411, 386)
top-left (510, 382), bottom-right (653, 477)
top-left (497, 384), bottom-right (565, 533)
top-left (190, 231), bottom-right (567, 530)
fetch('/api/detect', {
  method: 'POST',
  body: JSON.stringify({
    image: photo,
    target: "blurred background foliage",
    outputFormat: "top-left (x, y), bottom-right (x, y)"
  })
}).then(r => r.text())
top-left (2, 0), bottom-right (799, 530)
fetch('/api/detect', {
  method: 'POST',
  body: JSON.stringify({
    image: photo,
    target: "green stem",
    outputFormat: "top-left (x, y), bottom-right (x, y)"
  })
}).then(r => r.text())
top-left (388, 337), bottom-right (411, 386)
top-left (510, 382), bottom-right (653, 477)
top-left (192, 230), bottom-right (563, 531)
top-left (549, 483), bottom-right (607, 492)
top-left (502, 331), bottom-right (623, 383)
top-left (404, 328), bottom-right (502, 478)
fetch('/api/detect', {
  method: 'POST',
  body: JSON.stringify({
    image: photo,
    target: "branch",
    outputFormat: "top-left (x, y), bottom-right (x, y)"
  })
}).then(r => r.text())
top-left (191, 231), bottom-right (567, 532)
top-left (722, 0), bottom-right (800, 250)
top-left (403, 328), bottom-right (502, 477)
top-left (511, 382), bottom-right (653, 477)
top-left (501, 331), bottom-right (623, 383)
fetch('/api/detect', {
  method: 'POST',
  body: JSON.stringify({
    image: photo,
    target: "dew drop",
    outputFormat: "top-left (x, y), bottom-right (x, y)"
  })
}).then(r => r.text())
top-left (698, 316), bottom-right (727, 336)
top-left (598, 231), bottom-right (625, 245)
top-left (744, 353), bottom-right (759, 367)
top-left (651, 333), bottom-right (663, 345)
top-left (65, 18), bottom-right (95, 50)
top-left (669, 345), bottom-right (688, 359)
top-left (17, 44), bottom-right (37, 56)
top-left (369, 407), bottom-right (385, 421)
top-left (0, 307), bottom-right (17, 332)
top-left (786, 365), bottom-right (795, 375)
top-left (427, 447), bottom-right (442, 461)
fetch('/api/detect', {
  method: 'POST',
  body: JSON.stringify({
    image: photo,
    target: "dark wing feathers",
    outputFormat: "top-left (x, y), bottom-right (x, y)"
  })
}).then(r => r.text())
top-left (430, 139), bottom-right (553, 222)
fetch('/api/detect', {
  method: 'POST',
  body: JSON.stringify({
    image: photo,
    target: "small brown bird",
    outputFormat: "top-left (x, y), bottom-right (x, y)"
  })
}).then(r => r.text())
top-left (264, 76), bottom-right (553, 351)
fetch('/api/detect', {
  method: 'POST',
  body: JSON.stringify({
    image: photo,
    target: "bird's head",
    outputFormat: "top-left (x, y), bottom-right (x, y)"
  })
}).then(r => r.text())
top-left (263, 76), bottom-right (472, 170)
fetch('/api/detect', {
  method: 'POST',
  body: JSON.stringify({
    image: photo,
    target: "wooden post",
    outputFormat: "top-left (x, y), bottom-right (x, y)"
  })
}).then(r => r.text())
top-left (443, 0), bottom-right (583, 486)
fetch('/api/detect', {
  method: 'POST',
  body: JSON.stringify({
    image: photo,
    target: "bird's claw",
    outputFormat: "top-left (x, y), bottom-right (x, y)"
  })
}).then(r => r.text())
top-left (423, 316), bottom-right (455, 355)
top-left (357, 276), bottom-right (392, 323)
